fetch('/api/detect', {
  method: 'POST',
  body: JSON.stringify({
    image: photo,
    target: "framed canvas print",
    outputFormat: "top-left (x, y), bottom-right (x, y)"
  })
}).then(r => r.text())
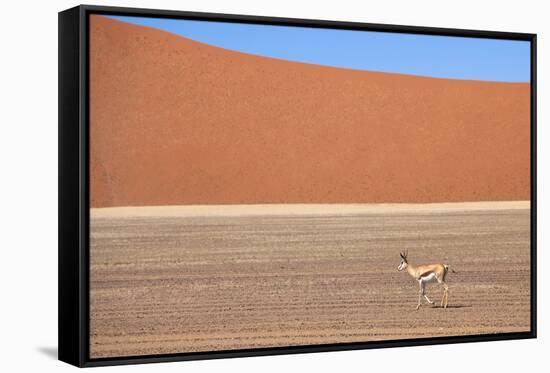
top-left (58, 5), bottom-right (537, 367)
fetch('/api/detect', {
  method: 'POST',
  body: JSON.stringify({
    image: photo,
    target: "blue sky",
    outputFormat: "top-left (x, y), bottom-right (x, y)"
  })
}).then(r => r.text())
top-left (108, 15), bottom-right (530, 83)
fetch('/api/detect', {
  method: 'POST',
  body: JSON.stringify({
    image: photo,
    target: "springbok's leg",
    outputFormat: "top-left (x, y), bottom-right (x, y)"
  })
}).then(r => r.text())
top-left (423, 290), bottom-right (434, 305)
top-left (435, 276), bottom-right (445, 308)
top-left (442, 283), bottom-right (449, 308)
top-left (416, 281), bottom-right (424, 310)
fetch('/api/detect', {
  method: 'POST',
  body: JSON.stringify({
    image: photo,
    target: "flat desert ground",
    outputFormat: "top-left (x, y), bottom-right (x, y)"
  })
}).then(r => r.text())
top-left (90, 202), bottom-right (531, 358)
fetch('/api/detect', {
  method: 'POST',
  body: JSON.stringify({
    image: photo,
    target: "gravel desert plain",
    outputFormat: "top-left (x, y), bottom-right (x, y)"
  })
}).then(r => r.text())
top-left (90, 203), bottom-right (530, 357)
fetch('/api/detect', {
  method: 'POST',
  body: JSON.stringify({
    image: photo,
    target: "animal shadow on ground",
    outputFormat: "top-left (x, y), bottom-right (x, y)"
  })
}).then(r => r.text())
top-left (429, 304), bottom-right (471, 309)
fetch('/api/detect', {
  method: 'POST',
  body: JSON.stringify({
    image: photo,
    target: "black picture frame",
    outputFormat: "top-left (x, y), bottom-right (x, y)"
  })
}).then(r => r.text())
top-left (59, 4), bottom-right (537, 368)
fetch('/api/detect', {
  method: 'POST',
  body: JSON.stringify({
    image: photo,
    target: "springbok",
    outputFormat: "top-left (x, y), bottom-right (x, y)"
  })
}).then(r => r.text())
top-left (397, 250), bottom-right (454, 310)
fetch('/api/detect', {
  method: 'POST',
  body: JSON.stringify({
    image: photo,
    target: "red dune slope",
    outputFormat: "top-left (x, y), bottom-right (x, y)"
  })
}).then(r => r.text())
top-left (90, 15), bottom-right (530, 208)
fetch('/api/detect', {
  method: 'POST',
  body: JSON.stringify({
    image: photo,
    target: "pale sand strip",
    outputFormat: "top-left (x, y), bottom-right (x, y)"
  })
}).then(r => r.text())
top-left (91, 201), bottom-right (530, 218)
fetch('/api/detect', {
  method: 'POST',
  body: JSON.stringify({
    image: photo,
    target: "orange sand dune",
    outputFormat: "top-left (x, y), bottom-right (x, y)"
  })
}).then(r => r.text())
top-left (90, 15), bottom-right (530, 208)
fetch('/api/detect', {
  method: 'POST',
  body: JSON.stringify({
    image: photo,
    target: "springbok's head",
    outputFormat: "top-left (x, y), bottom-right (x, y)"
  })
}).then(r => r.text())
top-left (398, 250), bottom-right (409, 271)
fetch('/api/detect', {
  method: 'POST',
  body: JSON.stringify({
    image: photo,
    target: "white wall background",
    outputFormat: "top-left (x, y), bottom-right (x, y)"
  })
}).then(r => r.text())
top-left (0, 0), bottom-right (546, 371)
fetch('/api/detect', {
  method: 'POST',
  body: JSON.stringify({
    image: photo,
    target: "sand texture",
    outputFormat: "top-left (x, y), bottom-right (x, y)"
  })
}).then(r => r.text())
top-left (90, 16), bottom-right (530, 208)
top-left (90, 203), bottom-right (530, 358)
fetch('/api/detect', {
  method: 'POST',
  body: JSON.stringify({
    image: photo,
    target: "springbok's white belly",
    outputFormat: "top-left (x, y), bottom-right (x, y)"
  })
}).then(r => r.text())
top-left (420, 273), bottom-right (437, 283)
